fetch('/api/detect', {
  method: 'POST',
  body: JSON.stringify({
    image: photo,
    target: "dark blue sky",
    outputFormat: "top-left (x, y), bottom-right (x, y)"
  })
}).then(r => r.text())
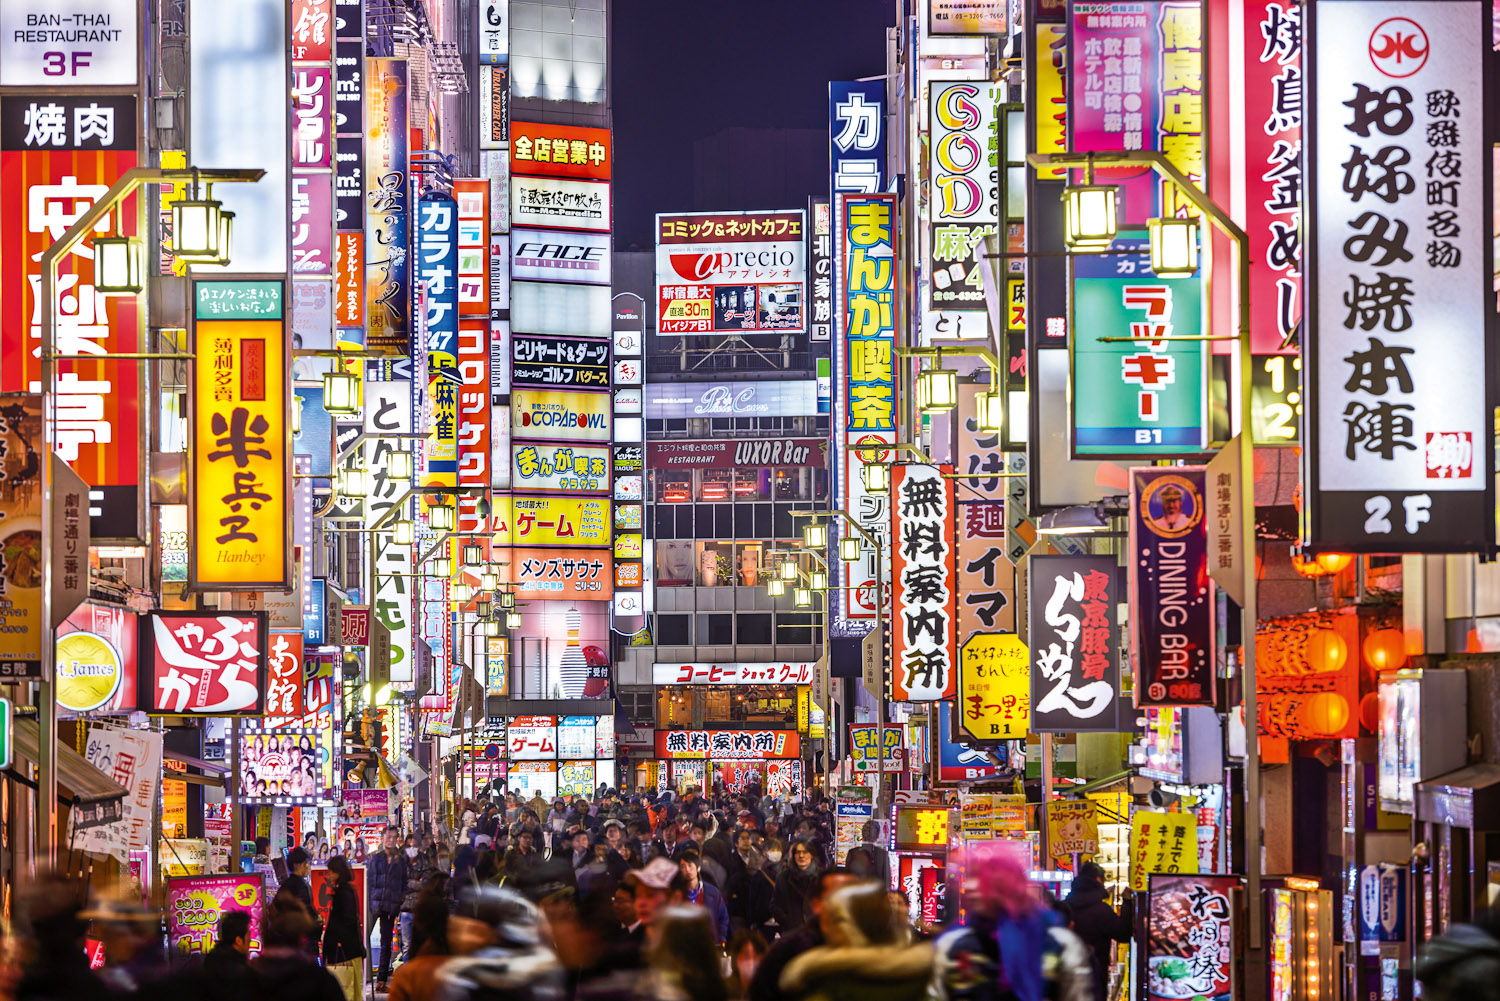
top-left (612, 0), bottom-right (896, 247)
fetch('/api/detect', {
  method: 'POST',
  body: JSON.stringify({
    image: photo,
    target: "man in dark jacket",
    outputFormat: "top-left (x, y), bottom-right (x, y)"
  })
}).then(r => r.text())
top-left (845, 821), bottom-right (891, 889)
top-left (279, 846), bottom-right (320, 955)
top-left (749, 867), bottom-right (859, 1001)
top-left (679, 850), bottom-right (730, 947)
top-left (1417, 912), bottom-right (1500, 1001)
top-left (1064, 862), bottom-right (1132, 1001)
top-left (368, 824), bottom-right (410, 992)
top-left (202, 909), bottom-right (259, 1001)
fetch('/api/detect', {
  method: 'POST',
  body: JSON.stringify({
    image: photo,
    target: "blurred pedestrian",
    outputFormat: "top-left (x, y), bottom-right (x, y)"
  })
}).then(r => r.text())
top-left (370, 824), bottom-right (411, 992)
top-left (1063, 862), bottom-right (1132, 1001)
top-left (256, 895), bottom-right (344, 1001)
top-left (320, 855), bottom-right (367, 1000)
top-left (439, 885), bottom-right (563, 1001)
top-left (15, 872), bottom-right (104, 1001)
top-left (642, 906), bottom-right (727, 1001)
top-left (1417, 909), bottom-right (1500, 1001)
top-left (726, 929), bottom-right (767, 1000)
top-left (200, 909), bottom-right (259, 1001)
top-left (388, 880), bottom-right (451, 1001)
top-left (749, 868), bottom-right (859, 1001)
top-left (778, 883), bottom-right (932, 1001)
top-left (678, 851), bottom-right (729, 947)
top-left (402, 837), bottom-right (439, 960)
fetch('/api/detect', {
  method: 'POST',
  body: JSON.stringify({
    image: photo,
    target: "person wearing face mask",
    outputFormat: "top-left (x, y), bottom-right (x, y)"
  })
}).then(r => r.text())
top-left (400, 836), bottom-right (436, 960)
top-left (727, 929), bottom-right (768, 1000)
top-left (771, 838), bottom-right (821, 934)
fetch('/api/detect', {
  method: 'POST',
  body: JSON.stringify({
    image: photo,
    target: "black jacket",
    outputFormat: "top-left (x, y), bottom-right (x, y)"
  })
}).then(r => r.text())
top-left (280, 871), bottom-right (314, 912)
top-left (254, 949), bottom-right (346, 1001)
top-left (1064, 878), bottom-right (1131, 997)
top-left (771, 865), bottom-right (820, 932)
top-left (321, 882), bottom-right (366, 965)
top-left (369, 849), bottom-right (409, 915)
top-left (749, 925), bottom-right (820, 1001)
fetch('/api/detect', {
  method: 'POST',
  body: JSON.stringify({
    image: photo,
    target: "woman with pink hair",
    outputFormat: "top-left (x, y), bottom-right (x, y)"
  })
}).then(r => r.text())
top-left (930, 840), bottom-right (1092, 1001)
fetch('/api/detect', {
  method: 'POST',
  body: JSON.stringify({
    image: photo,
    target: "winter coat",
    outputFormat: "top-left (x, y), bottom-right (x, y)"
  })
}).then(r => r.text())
top-left (1062, 878), bottom-right (1131, 998)
top-left (932, 913), bottom-right (1092, 1001)
top-left (369, 848), bottom-right (410, 914)
top-left (1416, 924), bottom-right (1500, 1001)
top-left (254, 949), bottom-right (346, 1001)
top-left (436, 943), bottom-right (565, 1001)
top-left (403, 851), bottom-right (438, 912)
top-left (686, 880), bottom-right (731, 945)
top-left (321, 881), bottom-right (366, 965)
top-left (771, 865), bottom-right (820, 932)
top-left (778, 935), bottom-right (933, 1001)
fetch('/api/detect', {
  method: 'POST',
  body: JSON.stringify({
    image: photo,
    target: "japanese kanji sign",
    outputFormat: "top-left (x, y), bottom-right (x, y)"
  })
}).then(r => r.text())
top-left (647, 438), bottom-right (827, 469)
top-left (651, 662), bottom-right (816, 686)
top-left (957, 632), bottom-right (1030, 741)
top-left (809, 198), bottom-right (832, 341)
top-left (512, 442), bottom-right (609, 493)
top-left (419, 191), bottom-right (459, 507)
top-left (497, 547), bottom-right (612, 599)
top-left (512, 334), bottom-right (610, 389)
top-left (890, 464), bottom-right (958, 701)
top-left (655, 210), bottom-right (807, 336)
top-left (1305, 0), bottom-right (1495, 553)
top-left (265, 631), bottom-right (304, 719)
top-left (511, 175), bottom-right (610, 232)
top-left (191, 279), bottom-right (290, 590)
top-left (849, 724), bottom-right (904, 771)
top-left (1047, 800), bottom-right (1100, 859)
top-left (1130, 467), bottom-right (1215, 707)
top-left (653, 729), bottom-right (800, 760)
top-left (505, 715), bottom-right (559, 761)
top-left (510, 122), bottom-right (611, 180)
top-left (1072, 236), bottom-right (1208, 456)
top-left (1130, 809), bottom-right (1200, 891)
top-left (929, 82), bottom-right (1000, 314)
top-left (511, 388), bottom-right (611, 442)
top-left (0, 94), bottom-right (143, 541)
top-left (496, 495), bottom-right (611, 548)
top-left (1146, 874), bottom-right (1238, 1001)
top-left (364, 58), bottom-right (408, 353)
top-left (141, 611), bottom-right (268, 715)
top-left (840, 193), bottom-right (897, 433)
top-left (1027, 555), bottom-right (1121, 732)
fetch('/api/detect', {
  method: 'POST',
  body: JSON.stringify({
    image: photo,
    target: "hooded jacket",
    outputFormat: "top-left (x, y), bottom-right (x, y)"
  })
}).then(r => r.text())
top-left (1416, 924), bottom-right (1500, 1001)
top-left (778, 896), bottom-right (934, 1001)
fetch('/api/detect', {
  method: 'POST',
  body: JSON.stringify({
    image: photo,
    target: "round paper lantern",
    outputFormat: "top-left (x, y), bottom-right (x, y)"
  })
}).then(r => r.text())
top-left (1303, 630), bottom-right (1348, 674)
top-left (1291, 552), bottom-right (1327, 578)
top-left (1363, 628), bottom-right (1408, 671)
top-left (1359, 691), bottom-right (1381, 734)
top-left (1315, 552), bottom-right (1354, 575)
top-left (1300, 692), bottom-right (1350, 736)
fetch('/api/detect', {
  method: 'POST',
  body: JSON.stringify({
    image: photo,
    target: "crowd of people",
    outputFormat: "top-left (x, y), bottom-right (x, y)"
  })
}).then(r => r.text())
top-left (3, 784), bottom-right (1142, 1001)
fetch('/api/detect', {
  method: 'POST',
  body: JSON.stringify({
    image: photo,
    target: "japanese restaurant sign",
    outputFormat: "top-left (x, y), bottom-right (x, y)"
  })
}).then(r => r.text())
top-left (1129, 810), bottom-right (1198, 891)
top-left (419, 191), bottom-right (459, 500)
top-left (957, 632), bottom-right (1030, 741)
top-left (191, 279), bottom-right (290, 590)
top-left (1305, 0), bottom-right (1495, 552)
top-left (1130, 468), bottom-right (1215, 707)
top-left (654, 729), bottom-right (801, 760)
top-left (266, 631), bottom-right (304, 718)
top-left (1027, 555), bottom-right (1120, 732)
top-left (141, 611), bottom-right (268, 715)
top-left (647, 438), bottom-right (828, 469)
top-left (890, 464), bottom-right (957, 701)
top-left (1146, 873), bottom-right (1236, 1000)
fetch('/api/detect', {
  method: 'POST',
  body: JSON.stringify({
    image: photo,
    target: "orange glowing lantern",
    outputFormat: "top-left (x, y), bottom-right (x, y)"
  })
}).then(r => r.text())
top-left (1363, 628), bottom-right (1408, 671)
top-left (1291, 552), bottom-right (1327, 578)
top-left (1315, 552), bottom-right (1354, 575)
top-left (1303, 630), bottom-right (1348, 674)
top-left (1300, 692), bottom-right (1350, 736)
top-left (1359, 691), bottom-right (1381, 734)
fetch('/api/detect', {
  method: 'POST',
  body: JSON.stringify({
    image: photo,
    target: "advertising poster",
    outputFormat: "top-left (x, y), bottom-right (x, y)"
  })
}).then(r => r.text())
top-left (0, 397), bottom-right (45, 677)
top-left (141, 612), bottom-right (268, 715)
top-left (890, 464), bottom-right (957, 701)
top-left (166, 874), bottom-right (265, 959)
top-left (1305, 0), bottom-right (1494, 552)
top-left (55, 604), bottom-right (139, 713)
top-left (1071, 238), bottom-right (1207, 457)
top-left (73, 726), bottom-right (160, 859)
top-left (1130, 467), bottom-right (1215, 707)
top-left (510, 122), bottom-right (612, 180)
top-left (1027, 555), bottom-right (1121, 732)
top-left (418, 190), bottom-right (460, 497)
top-left (1146, 873), bottom-right (1238, 1001)
top-left (511, 175), bottom-right (610, 232)
top-left (647, 438), bottom-right (827, 469)
top-left (835, 786), bottom-right (875, 863)
top-left (239, 730), bottom-right (323, 805)
top-left (929, 82), bottom-right (1000, 313)
top-left (511, 228), bottom-right (612, 285)
top-left (511, 336), bottom-right (611, 389)
top-left (510, 389), bottom-right (611, 443)
top-left (309, 864), bottom-right (366, 936)
top-left (849, 724), bottom-right (905, 773)
top-left (935, 709), bottom-right (1003, 783)
top-left (1129, 810), bottom-right (1199, 891)
top-left (499, 547), bottom-right (612, 599)
top-left (497, 495), bottom-right (611, 547)
top-left (654, 729), bottom-right (800, 760)
top-left (655, 210), bottom-right (807, 335)
top-left (364, 58), bottom-right (409, 353)
top-left (1047, 800), bottom-right (1100, 859)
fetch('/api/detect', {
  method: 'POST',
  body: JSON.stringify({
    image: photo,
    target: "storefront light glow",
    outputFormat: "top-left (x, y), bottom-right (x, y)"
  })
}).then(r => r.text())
top-left (809, 570), bottom-right (827, 591)
top-left (480, 571), bottom-right (500, 590)
top-left (498, 590), bottom-right (514, 610)
top-left (794, 587), bottom-right (812, 608)
top-left (915, 367), bottom-right (958, 414)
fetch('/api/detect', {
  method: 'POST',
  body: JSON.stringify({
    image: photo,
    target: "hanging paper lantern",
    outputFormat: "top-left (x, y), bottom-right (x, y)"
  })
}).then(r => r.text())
top-left (1300, 692), bottom-right (1350, 736)
top-left (1303, 630), bottom-right (1348, 674)
top-left (1291, 552), bottom-right (1327, 578)
top-left (1363, 628), bottom-right (1408, 671)
top-left (1359, 691), bottom-right (1381, 734)
top-left (1315, 552), bottom-right (1354, 575)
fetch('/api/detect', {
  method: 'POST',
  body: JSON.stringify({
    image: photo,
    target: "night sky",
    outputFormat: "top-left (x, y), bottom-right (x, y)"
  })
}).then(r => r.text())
top-left (611, 0), bottom-right (897, 248)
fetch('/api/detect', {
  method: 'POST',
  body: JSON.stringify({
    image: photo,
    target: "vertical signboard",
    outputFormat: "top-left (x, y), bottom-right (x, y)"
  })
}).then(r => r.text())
top-left (890, 464), bottom-right (957, 702)
top-left (809, 198), bottom-right (832, 342)
top-left (0, 95), bottom-right (143, 541)
top-left (1027, 555), bottom-right (1120, 732)
top-left (418, 191), bottom-right (459, 500)
top-left (1071, 236), bottom-right (1207, 456)
top-left (363, 382), bottom-right (414, 683)
top-left (0, 397), bottom-right (42, 678)
top-left (1305, 0), bottom-right (1494, 552)
top-left (479, 1), bottom-right (509, 148)
top-left (829, 81), bottom-right (886, 194)
top-left (929, 83), bottom-right (1000, 315)
top-left (957, 632), bottom-right (1030, 741)
top-left (191, 281), bottom-right (290, 590)
top-left (364, 58), bottom-right (409, 354)
top-left (1130, 467), bottom-right (1215, 707)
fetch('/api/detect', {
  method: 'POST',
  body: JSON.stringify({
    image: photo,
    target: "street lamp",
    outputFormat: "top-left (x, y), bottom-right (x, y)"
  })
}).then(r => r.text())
top-left (388, 450), bottom-right (414, 480)
top-left (453, 582), bottom-right (473, 602)
top-left (431, 556), bottom-right (452, 578)
top-left (323, 370), bottom-right (360, 415)
top-left (840, 535), bottom-right (862, 562)
top-left (480, 569), bottom-right (500, 591)
top-left (915, 365), bottom-right (959, 415)
top-left (975, 388), bottom-right (1005, 433)
top-left (463, 544), bottom-right (484, 567)
top-left (391, 519), bottom-right (415, 546)
top-left (506, 612), bottom-right (522, 630)
top-left (794, 587), bottom-right (812, 608)
top-left (809, 570), bottom-right (828, 591)
top-left (1148, 215), bottom-right (1199, 278)
top-left (429, 503), bottom-right (455, 532)
top-left (477, 599), bottom-right (493, 620)
top-left (94, 235), bottom-right (143, 295)
top-left (861, 459), bottom-right (890, 493)
top-left (766, 578), bottom-right (786, 598)
top-left (780, 559), bottom-right (799, 582)
top-left (498, 590), bottom-right (515, 610)
top-left (802, 522), bottom-right (827, 550)
top-left (484, 619), bottom-right (501, 637)
top-left (337, 465), bottom-right (369, 497)
top-left (172, 181), bottom-right (228, 261)
top-left (1062, 183), bottom-right (1118, 250)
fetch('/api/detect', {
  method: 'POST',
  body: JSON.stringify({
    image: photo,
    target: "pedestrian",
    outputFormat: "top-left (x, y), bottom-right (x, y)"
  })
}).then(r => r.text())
top-left (931, 841), bottom-right (1091, 1001)
top-left (14, 872), bottom-right (106, 1001)
top-left (401, 835), bottom-right (438, 960)
top-left (1063, 862), bottom-right (1131, 1000)
top-left (388, 880), bottom-right (451, 1001)
top-left (771, 838), bottom-right (822, 933)
top-left (439, 885), bottom-right (564, 1001)
top-left (257, 895), bottom-right (345, 1001)
top-left (321, 854), bottom-right (367, 1001)
top-left (726, 929), bottom-right (767, 1000)
top-left (642, 906), bottom-right (728, 1001)
top-left (369, 824), bottom-right (410, 992)
top-left (1416, 910), bottom-right (1500, 1001)
top-left (200, 909), bottom-right (259, 1001)
top-left (844, 822), bottom-right (891, 890)
top-left (778, 881), bottom-right (933, 1001)
top-left (619, 857), bottom-right (683, 964)
top-left (678, 850), bottom-right (730, 947)
top-left (748, 868), bottom-right (859, 1001)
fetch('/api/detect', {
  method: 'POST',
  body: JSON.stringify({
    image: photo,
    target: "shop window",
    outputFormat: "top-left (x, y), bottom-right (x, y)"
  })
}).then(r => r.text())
top-left (715, 503), bottom-right (734, 537)
top-left (666, 418), bottom-right (688, 434)
top-left (653, 504), bottom-right (675, 539)
top-left (696, 613), bottom-right (734, 645)
top-left (735, 542), bottom-right (765, 586)
top-left (656, 614), bottom-right (691, 645)
top-left (739, 614), bottom-right (773, 644)
top-left (656, 469), bottom-right (692, 504)
top-left (754, 503), bottom-right (773, 538)
top-left (773, 505), bottom-right (795, 539)
top-left (696, 542), bottom-right (735, 586)
top-left (700, 468), bottom-right (733, 502)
